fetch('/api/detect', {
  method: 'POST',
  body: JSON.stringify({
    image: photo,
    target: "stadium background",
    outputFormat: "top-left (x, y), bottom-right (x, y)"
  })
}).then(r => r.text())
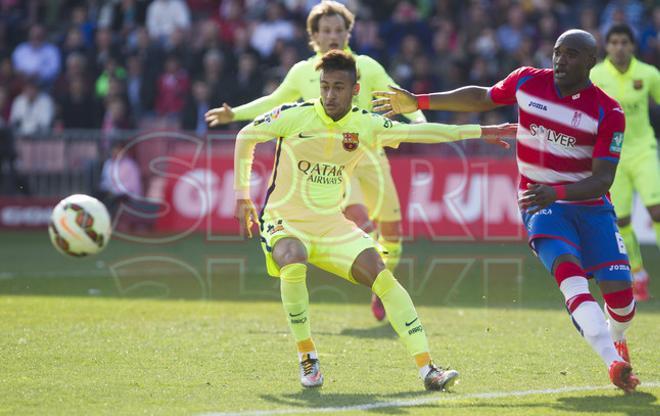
top-left (1, 2), bottom-right (659, 415)
top-left (0, 0), bottom-right (658, 290)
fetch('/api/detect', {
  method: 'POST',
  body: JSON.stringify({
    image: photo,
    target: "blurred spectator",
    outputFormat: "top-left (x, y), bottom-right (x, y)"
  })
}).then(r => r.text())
top-left (181, 80), bottom-right (211, 136)
top-left (102, 97), bottom-right (133, 137)
top-left (600, 0), bottom-right (644, 37)
top-left (216, 0), bottom-right (247, 46)
top-left (268, 44), bottom-right (300, 81)
top-left (410, 54), bottom-right (440, 93)
top-left (0, 1), bottom-right (24, 49)
top-left (146, 0), bottom-right (191, 43)
top-left (200, 48), bottom-right (232, 106)
top-left (55, 77), bottom-right (100, 129)
top-left (537, 13), bottom-right (559, 44)
top-left (163, 27), bottom-right (191, 65)
top-left (95, 57), bottom-right (127, 99)
top-left (96, 138), bottom-right (146, 231)
top-left (235, 50), bottom-right (264, 103)
top-left (0, 85), bottom-right (18, 194)
top-left (98, 0), bottom-right (148, 34)
top-left (639, 7), bottom-right (659, 66)
top-left (11, 25), bottom-right (61, 85)
top-left (53, 52), bottom-right (92, 99)
top-left (155, 55), bottom-right (190, 117)
top-left (250, 2), bottom-right (295, 57)
top-left (92, 27), bottom-right (120, 76)
top-left (467, 56), bottom-right (493, 85)
top-left (353, 19), bottom-right (386, 63)
top-left (461, 2), bottom-right (491, 49)
top-left (190, 19), bottom-right (223, 79)
top-left (534, 39), bottom-right (554, 69)
top-left (497, 4), bottom-right (535, 54)
top-left (579, 7), bottom-right (600, 39)
top-left (380, 1), bottom-right (432, 54)
top-left (60, 27), bottom-right (89, 65)
top-left (471, 27), bottom-right (499, 60)
top-left (186, 0), bottom-right (218, 18)
top-left (124, 26), bottom-right (162, 111)
top-left (69, 4), bottom-right (96, 49)
top-left (0, 55), bottom-right (23, 100)
top-left (125, 54), bottom-right (153, 120)
top-left (390, 34), bottom-right (422, 87)
top-left (9, 78), bottom-right (54, 135)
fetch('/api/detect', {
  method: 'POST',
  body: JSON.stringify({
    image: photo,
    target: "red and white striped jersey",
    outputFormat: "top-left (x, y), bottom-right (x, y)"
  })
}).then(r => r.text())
top-left (488, 67), bottom-right (625, 205)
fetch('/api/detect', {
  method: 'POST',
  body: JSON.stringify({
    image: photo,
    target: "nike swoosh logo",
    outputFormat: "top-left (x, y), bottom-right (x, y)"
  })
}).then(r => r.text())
top-left (289, 310), bottom-right (305, 317)
top-left (405, 317), bottom-right (419, 326)
top-left (298, 133), bottom-right (313, 138)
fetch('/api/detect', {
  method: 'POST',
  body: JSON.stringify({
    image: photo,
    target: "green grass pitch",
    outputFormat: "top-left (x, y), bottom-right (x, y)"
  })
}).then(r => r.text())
top-left (0, 231), bottom-right (658, 415)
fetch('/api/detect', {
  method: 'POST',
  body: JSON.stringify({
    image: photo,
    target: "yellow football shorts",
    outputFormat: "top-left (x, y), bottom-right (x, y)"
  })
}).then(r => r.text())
top-left (610, 150), bottom-right (660, 218)
top-left (345, 148), bottom-right (402, 222)
top-left (259, 212), bottom-right (377, 283)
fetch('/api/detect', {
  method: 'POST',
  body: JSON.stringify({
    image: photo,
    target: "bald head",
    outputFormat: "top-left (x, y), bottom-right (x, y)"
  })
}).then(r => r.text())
top-left (555, 29), bottom-right (597, 58)
top-left (552, 29), bottom-right (598, 93)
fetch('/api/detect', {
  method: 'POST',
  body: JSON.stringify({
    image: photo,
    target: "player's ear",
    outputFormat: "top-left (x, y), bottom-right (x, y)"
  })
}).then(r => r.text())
top-left (353, 82), bottom-right (360, 96)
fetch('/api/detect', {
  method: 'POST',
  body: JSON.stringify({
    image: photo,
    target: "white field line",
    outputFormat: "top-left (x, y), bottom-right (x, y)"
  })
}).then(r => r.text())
top-left (198, 381), bottom-right (660, 416)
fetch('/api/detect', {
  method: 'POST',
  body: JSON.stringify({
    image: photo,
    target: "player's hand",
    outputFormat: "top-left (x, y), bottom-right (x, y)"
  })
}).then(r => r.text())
top-left (234, 198), bottom-right (258, 238)
top-left (205, 103), bottom-right (235, 127)
top-left (480, 123), bottom-right (517, 149)
top-left (372, 85), bottom-right (418, 117)
top-left (519, 183), bottom-right (557, 214)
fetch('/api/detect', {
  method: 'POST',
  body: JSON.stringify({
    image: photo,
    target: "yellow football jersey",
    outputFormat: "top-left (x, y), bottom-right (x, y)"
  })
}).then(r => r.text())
top-left (234, 100), bottom-right (481, 222)
top-left (591, 57), bottom-right (660, 161)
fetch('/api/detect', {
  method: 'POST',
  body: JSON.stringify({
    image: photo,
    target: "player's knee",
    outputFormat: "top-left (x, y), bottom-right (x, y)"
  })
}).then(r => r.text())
top-left (550, 254), bottom-right (581, 277)
top-left (648, 204), bottom-right (660, 222)
top-left (617, 216), bottom-right (631, 228)
top-left (379, 221), bottom-right (402, 241)
top-left (533, 238), bottom-right (580, 275)
top-left (351, 248), bottom-right (385, 287)
top-left (272, 238), bottom-right (308, 267)
top-left (344, 204), bottom-right (375, 233)
top-left (599, 279), bottom-right (632, 294)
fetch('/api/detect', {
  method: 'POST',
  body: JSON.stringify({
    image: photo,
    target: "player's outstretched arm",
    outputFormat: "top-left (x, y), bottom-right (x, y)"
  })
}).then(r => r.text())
top-left (480, 123), bottom-right (517, 149)
top-left (520, 159), bottom-right (617, 214)
top-left (377, 118), bottom-right (516, 148)
top-left (373, 85), bottom-right (501, 117)
top-left (205, 103), bottom-right (235, 126)
top-left (206, 64), bottom-right (303, 126)
top-left (234, 198), bottom-right (258, 238)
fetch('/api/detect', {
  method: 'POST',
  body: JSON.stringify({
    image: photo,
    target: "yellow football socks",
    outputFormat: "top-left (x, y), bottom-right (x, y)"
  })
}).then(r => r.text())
top-left (371, 269), bottom-right (429, 357)
top-left (280, 263), bottom-right (311, 344)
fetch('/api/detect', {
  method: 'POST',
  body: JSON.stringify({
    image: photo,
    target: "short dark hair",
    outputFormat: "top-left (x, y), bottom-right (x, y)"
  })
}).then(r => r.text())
top-left (606, 24), bottom-right (635, 44)
top-left (315, 50), bottom-right (357, 83)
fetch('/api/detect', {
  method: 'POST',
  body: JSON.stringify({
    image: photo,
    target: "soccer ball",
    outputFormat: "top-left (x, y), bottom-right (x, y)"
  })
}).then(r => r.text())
top-left (48, 194), bottom-right (112, 257)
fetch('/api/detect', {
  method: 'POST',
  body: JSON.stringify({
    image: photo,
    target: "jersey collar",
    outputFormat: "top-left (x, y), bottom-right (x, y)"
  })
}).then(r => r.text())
top-left (604, 56), bottom-right (638, 76)
top-left (313, 98), bottom-right (354, 127)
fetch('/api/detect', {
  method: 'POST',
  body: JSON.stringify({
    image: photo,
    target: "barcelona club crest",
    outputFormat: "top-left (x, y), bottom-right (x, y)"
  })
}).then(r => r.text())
top-left (342, 132), bottom-right (359, 152)
top-left (633, 79), bottom-right (643, 90)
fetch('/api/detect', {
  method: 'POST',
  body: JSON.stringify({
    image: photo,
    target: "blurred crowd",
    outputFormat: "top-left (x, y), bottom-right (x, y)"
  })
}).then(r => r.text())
top-left (0, 0), bottom-right (658, 137)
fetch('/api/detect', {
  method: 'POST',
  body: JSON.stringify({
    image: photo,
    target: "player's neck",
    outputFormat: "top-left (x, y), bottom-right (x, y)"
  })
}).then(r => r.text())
top-left (556, 80), bottom-right (591, 98)
top-left (609, 57), bottom-right (632, 74)
top-left (328, 107), bottom-right (351, 121)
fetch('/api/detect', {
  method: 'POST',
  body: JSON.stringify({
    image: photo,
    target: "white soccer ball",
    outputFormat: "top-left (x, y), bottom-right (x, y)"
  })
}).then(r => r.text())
top-left (48, 194), bottom-right (112, 257)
